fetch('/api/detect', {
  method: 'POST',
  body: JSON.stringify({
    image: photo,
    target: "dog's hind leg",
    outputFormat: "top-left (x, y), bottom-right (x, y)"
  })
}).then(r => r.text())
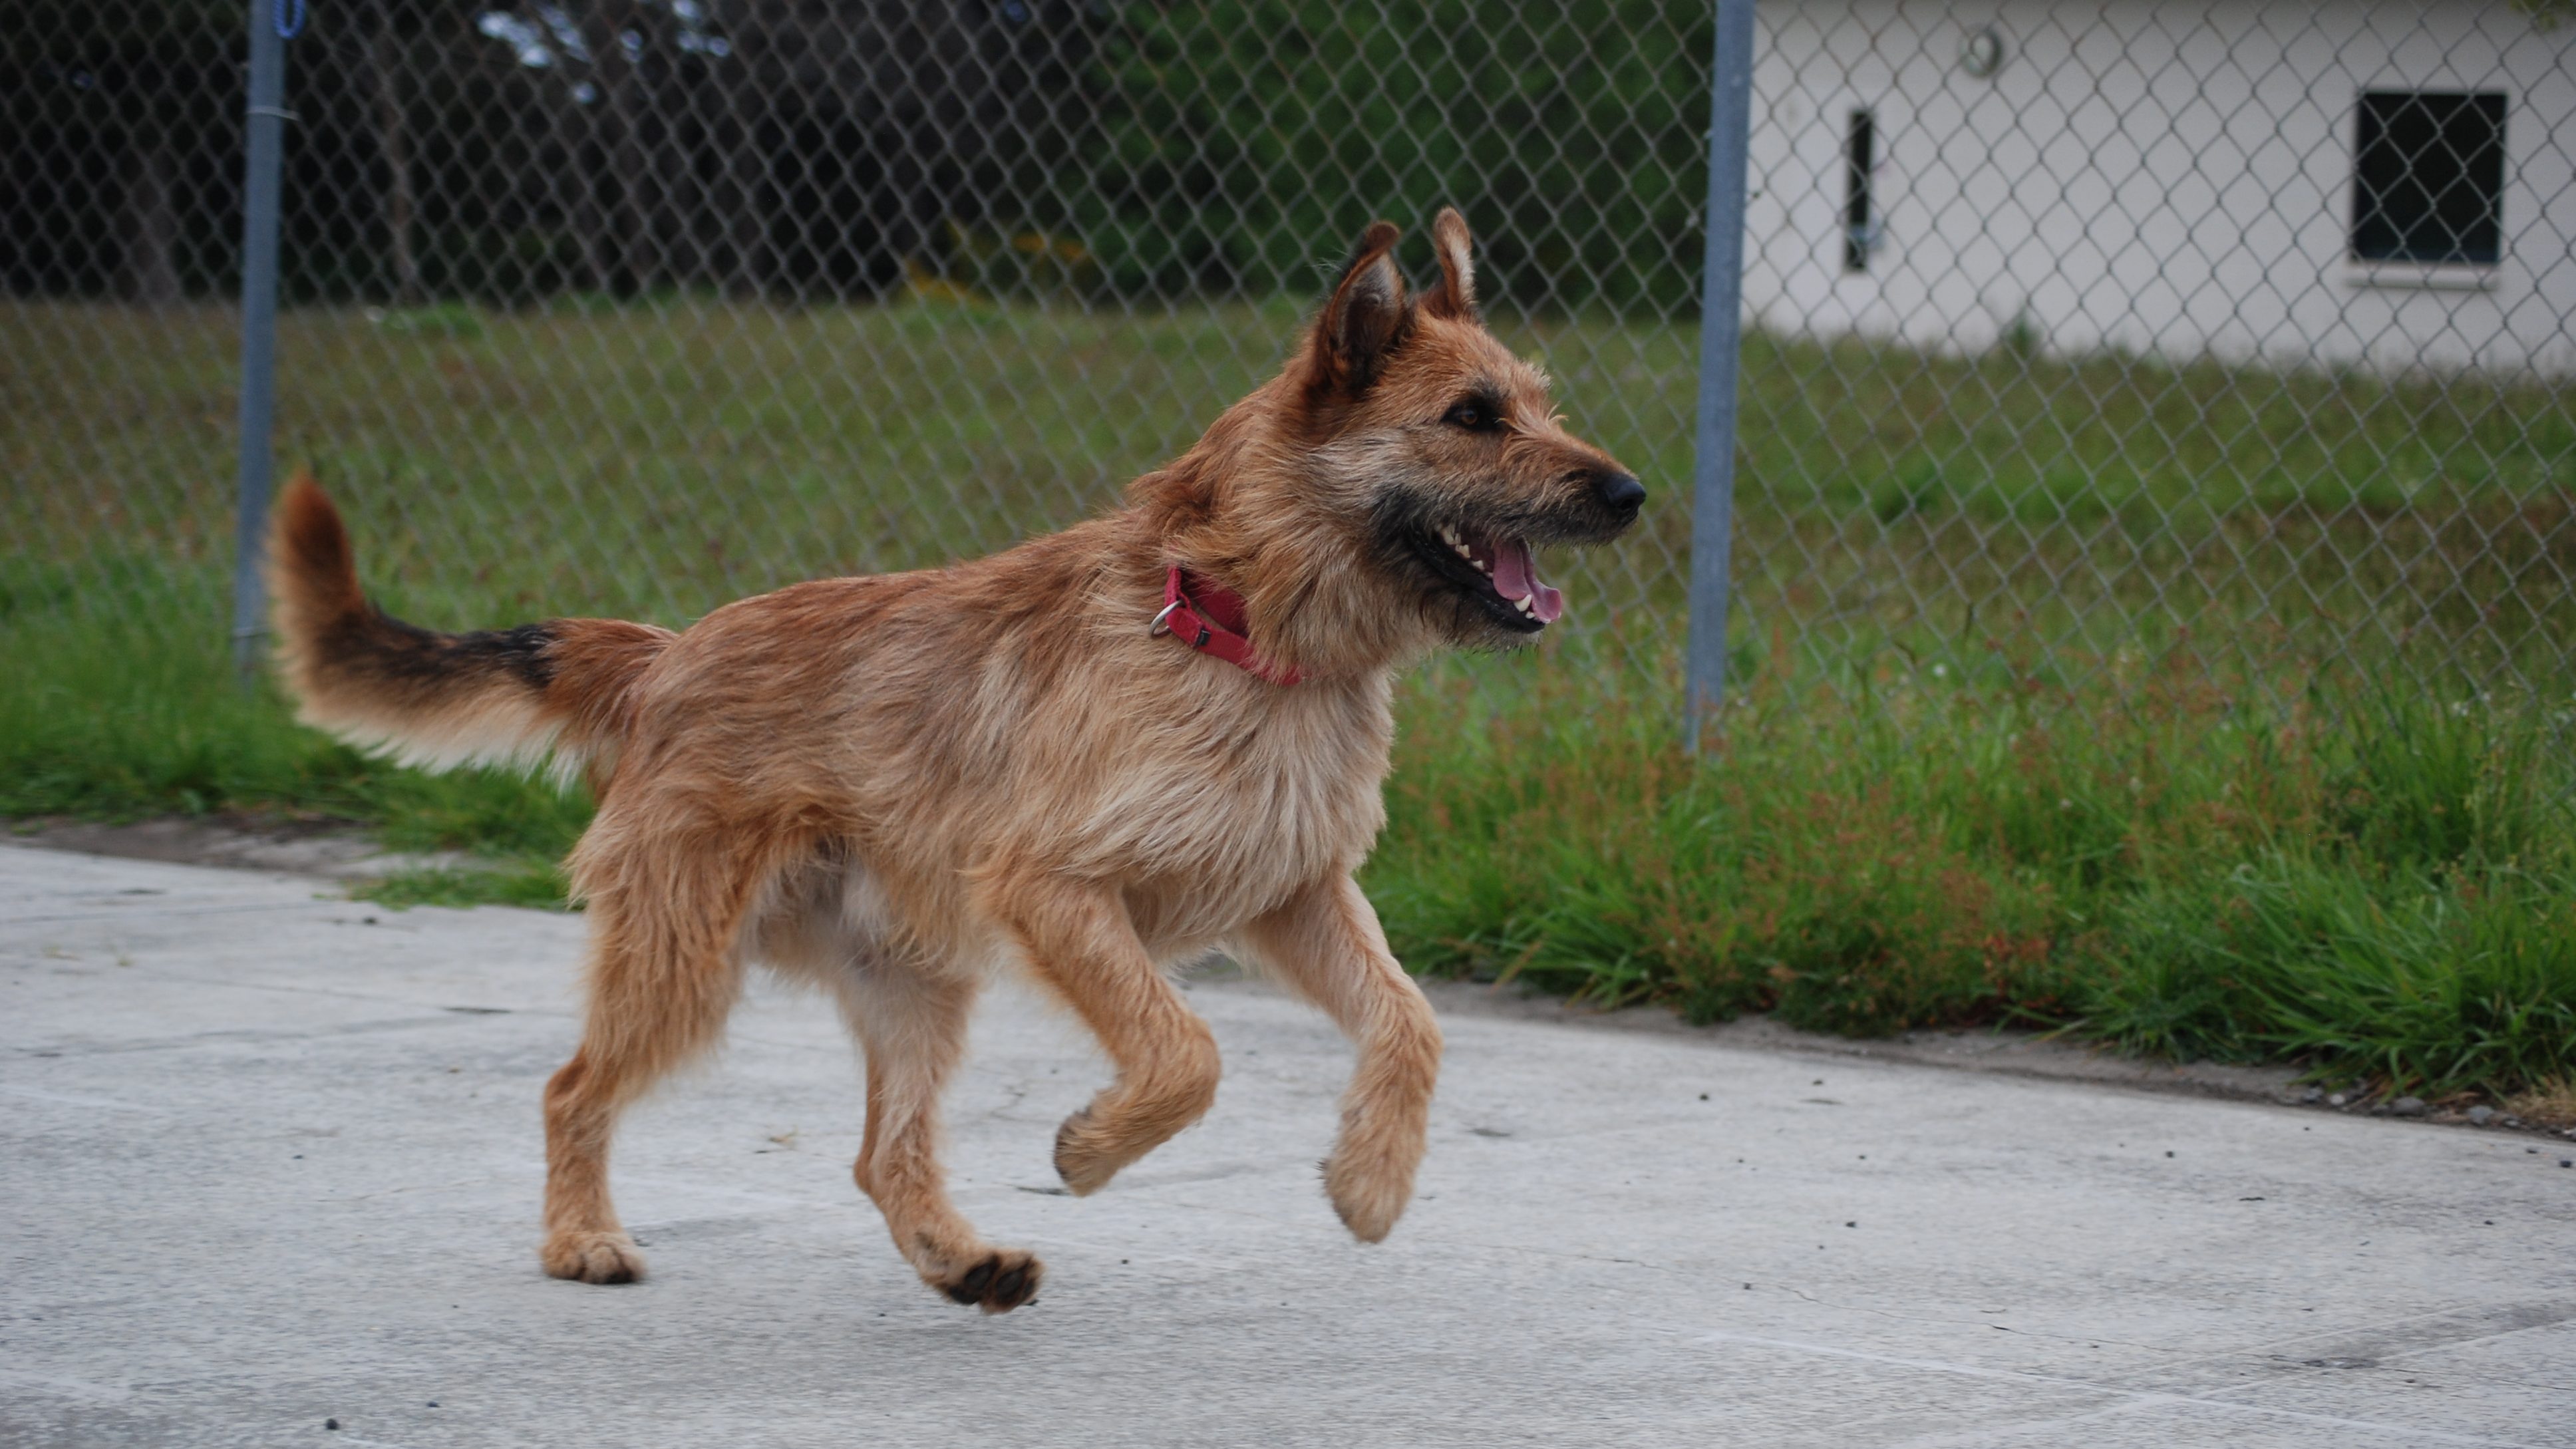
top-left (831, 957), bottom-right (1042, 1312)
top-left (989, 881), bottom-right (1221, 1196)
top-left (1233, 874), bottom-right (1442, 1242)
top-left (538, 854), bottom-right (750, 1285)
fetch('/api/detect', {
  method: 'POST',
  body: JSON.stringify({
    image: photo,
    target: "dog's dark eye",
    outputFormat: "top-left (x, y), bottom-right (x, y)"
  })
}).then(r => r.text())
top-left (1444, 401), bottom-right (1500, 432)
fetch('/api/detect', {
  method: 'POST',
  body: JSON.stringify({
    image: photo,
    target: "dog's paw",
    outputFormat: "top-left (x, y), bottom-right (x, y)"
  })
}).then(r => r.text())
top-left (1052, 1108), bottom-right (1122, 1196)
top-left (542, 1229), bottom-right (648, 1284)
top-left (1323, 1144), bottom-right (1417, 1243)
top-left (929, 1249), bottom-right (1044, 1314)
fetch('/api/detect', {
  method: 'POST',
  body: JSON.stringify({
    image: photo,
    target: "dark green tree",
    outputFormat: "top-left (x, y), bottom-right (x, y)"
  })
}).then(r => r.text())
top-left (1082, 0), bottom-right (1715, 315)
top-left (5, 0), bottom-right (241, 299)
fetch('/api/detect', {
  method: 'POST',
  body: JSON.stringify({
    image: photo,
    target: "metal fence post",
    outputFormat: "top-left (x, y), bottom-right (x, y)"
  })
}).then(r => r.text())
top-left (231, 0), bottom-right (294, 686)
top-left (1685, 0), bottom-right (1757, 749)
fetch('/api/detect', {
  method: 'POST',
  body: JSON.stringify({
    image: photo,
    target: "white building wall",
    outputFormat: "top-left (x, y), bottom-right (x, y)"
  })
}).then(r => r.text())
top-left (1744, 1), bottom-right (2576, 373)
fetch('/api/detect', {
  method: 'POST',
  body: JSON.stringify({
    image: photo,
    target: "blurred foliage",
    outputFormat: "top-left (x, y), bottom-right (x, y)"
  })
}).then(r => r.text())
top-left (1083, 0), bottom-right (1715, 313)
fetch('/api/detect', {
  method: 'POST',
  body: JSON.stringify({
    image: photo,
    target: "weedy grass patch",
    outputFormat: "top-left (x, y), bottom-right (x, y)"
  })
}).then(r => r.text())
top-left (2507, 1076), bottom-right (2576, 1129)
top-left (1372, 649), bottom-right (2576, 1102)
top-left (349, 862), bottom-right (575, 911)
top-left (0, 567), bottom-right (591, 863)
top-left (5, 565), bottom-right (2573, 1104)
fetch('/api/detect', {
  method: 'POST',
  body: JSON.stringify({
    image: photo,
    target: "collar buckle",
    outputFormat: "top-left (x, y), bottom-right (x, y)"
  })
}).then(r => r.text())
top-left (1153, 565), bottom-right (1300, 685)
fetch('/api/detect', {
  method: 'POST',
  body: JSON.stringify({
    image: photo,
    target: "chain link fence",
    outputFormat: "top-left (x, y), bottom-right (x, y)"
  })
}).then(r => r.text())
top-left (7, 1), bottom-right (2573, 711)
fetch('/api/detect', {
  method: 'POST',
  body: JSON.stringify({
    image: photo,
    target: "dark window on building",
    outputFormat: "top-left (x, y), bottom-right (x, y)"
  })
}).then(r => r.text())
top-left (2351, 90), bottom-right (2506, 265)
top-left (1843, 108), bottom-right (1876, 273)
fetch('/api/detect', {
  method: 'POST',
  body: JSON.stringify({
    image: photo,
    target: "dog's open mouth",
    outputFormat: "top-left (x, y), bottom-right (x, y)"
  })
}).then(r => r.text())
top-left (1414, 522), bottom-right (1565, 631)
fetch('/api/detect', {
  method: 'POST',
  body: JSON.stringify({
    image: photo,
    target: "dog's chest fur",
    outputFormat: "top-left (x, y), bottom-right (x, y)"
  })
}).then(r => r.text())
top-left (1098, 673), bottom-right (1396, 951)
top-left (755, 666), bottom-right (1396, 974)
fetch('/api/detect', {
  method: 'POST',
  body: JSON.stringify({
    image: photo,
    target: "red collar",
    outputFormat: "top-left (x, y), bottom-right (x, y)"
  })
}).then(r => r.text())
top-left (1152, 566), bottom-right (1302, 685)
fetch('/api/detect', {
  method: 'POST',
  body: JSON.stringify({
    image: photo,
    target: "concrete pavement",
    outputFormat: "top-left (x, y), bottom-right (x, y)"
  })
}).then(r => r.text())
top-left (3, 840), bottom-right (2570, 1448)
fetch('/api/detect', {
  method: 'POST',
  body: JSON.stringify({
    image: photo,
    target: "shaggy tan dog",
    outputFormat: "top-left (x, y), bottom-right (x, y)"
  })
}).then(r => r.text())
top-left (269, 210), bottom-right (1642, 1312)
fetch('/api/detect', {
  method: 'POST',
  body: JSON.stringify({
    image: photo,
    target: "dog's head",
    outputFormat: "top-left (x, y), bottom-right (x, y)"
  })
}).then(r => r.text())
top-left (1147, 210), bottom-right (1643, 674)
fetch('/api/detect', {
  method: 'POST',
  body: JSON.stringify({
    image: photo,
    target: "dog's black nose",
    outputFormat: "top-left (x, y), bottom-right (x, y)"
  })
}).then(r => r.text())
top-left (1593, 471), bottom-right (1646, 516)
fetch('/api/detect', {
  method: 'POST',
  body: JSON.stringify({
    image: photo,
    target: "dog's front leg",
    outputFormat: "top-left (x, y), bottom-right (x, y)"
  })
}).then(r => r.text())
top-left (989, 880), bottom-right (1222, 1196)
top-left (1232, 874), bottom-right (1442, 1241)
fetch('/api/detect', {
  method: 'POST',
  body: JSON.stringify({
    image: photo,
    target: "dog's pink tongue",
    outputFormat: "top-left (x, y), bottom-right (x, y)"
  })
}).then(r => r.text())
top-left (1490, 539), bottom-right (1566, 623)
top-left (1531, 577), bottom-right (1564, 622)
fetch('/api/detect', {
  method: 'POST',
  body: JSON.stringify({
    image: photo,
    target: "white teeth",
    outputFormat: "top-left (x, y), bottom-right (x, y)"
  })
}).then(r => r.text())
top-left (1438, 525), bottom-right (1462, 546)
top-left (1453, 542), bottom-right (1474, 559)
top-left (1514, 596), bottom-right (1533, 615)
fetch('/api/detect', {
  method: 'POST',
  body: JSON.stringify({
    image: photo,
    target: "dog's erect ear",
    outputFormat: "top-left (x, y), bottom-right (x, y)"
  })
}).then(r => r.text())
top-left (1422, 207), bottom-right (1477, 321)
top-left (1312, 220), bottom-right (1408, 395)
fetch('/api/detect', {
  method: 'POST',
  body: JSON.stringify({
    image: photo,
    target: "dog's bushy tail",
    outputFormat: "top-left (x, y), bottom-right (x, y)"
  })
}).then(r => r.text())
top-left (267, 472), bottom-right (675, 788)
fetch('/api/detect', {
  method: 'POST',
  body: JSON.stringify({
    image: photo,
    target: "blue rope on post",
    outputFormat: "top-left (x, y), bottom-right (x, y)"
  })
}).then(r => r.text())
top-left (275, 0), bottom-right (306, 39)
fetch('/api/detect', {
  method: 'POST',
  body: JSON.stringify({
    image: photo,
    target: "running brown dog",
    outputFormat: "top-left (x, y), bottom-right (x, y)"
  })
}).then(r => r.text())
top-left (268, 209), bottom-right (1643, 1313)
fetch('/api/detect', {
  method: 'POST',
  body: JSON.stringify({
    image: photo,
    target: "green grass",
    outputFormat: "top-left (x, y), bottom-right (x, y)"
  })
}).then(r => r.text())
top-left (0, 571), bottom-right (589, 872)
top-left (349, 862), bottom-right (574, 911)
top-left (7, 296), bottom-right (2571, 686)
top-left (7, 587), bottom-right (2571, 1103)
top-left (1374, 651), bottom-right (2576, 1103)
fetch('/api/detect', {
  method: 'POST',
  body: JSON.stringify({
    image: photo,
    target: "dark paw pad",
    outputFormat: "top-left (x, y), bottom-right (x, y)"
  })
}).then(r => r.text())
top-left (937, 1251), bottom-right (1043, 1313)
top-left (946, 1259), bottom-right (996, 1304)
top-left (991, 1264), bottom-right (1029, 1304)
